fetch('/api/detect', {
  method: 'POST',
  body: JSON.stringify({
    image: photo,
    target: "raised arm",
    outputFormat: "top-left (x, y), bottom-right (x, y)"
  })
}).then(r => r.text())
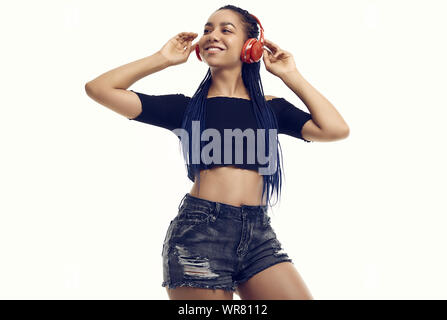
top-left (84, 32), bottom-right (198, 119)
top-left (84, 52), bottom-right (171, 119)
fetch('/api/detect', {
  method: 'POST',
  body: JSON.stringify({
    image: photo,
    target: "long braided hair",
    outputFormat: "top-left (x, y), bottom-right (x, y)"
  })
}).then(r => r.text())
top-left (177, 5), bottom-right (285, 210)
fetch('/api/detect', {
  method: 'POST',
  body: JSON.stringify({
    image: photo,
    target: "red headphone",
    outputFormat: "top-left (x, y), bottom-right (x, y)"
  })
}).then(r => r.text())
top-left (195, 13), bottom-right (265, 64)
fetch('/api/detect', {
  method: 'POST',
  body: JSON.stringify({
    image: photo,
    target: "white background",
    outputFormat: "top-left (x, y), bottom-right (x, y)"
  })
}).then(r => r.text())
top-left (1, 0), bottom-right (446, 299)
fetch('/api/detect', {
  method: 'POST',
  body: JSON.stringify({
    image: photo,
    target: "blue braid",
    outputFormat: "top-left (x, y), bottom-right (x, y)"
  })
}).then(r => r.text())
top-left (177, 5), bottom-right (285, 209)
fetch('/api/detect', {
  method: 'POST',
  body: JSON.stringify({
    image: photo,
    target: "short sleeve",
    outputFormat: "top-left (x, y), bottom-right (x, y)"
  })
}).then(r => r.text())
top-left (128, 90), bottom-right (190, 132)
top-left (269, 98), bottom-right (313, 142)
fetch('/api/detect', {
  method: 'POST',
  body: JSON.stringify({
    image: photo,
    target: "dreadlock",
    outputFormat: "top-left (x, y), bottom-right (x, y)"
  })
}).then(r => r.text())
top-left (178, 4), bottom-right (286, 210)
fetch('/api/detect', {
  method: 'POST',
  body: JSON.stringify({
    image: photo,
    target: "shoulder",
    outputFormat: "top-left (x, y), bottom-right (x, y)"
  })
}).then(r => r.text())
top-left (264, 95), bottom-right (279, 101)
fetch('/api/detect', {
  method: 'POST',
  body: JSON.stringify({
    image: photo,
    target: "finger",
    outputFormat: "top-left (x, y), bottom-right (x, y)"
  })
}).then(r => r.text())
top-left (263, 48), bottom-right (271, 58)
top-left (180, 32), bottom-right (198, 39)
top-left (263, 43), bottom-right (277, 54)
top-left (189, 41), bottom-right (198, 54)
top-left (181, 33), bottom-right (198, 44)
top-left (264, 47), bottom-right (273, 55)
top-left (263, 39), bottom-right (273, 47)
top-left (175, 33), bottom-right (187, 42)
top-left (264, 39), bottom-right (279, 51)
top-left (271, 46), bottom-right (283, 57)
top-left (264, 38), bottom-right (278, 46)
top-left (263, 50), bottom-right (270, 65)
top-left (262, 40), bottom-right (272, 49)
top-left (263, 49), bottom-right (269, 59)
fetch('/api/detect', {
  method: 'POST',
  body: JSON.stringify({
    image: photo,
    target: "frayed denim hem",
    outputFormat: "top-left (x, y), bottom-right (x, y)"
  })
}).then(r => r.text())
top-left (233, 258), bottom-right (293, 286)
top-left (162, 281), bottom-right (236, 292)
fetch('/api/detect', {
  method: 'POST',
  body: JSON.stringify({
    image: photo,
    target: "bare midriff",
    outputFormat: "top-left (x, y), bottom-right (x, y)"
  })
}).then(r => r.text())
top-left (189, 165), bottom-right (267, 207)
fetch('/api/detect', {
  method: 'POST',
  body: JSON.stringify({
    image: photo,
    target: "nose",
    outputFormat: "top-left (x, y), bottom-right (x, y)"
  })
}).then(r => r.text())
top-left (206, 29), bottom-right (221, 43)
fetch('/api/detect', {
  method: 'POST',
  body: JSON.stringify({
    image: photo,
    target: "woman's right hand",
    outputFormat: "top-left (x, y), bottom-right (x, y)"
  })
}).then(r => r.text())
top-left (158, 32), bottom-right (198, 66)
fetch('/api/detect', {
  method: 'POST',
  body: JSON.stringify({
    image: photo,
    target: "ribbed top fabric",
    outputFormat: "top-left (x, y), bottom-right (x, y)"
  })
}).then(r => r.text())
top-left (128, 90), bottom-right (312, 175)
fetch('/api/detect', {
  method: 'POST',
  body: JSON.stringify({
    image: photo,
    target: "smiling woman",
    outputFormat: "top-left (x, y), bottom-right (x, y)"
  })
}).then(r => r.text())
top-left (85, 4), bottom-right (322, 301)
top-left (160, 5), bottom-right (316, 300)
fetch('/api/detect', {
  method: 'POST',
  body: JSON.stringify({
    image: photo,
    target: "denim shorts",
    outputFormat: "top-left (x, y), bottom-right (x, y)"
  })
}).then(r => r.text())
top-left (161, 193), bottom-right (293, 292)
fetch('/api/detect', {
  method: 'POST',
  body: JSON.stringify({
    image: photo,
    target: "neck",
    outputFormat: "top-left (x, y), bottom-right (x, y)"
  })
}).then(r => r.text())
top-left (208, 67), bottom-right (249, 98)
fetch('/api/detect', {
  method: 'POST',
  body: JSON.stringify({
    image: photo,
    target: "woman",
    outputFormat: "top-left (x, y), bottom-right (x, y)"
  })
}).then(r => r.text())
top-left (85, 5), bottom-right (349, 300)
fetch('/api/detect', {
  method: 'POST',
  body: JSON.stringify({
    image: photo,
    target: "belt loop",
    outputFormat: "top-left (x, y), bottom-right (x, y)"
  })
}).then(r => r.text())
top-left (178, 193), bottom-right (187, 211)
top-left (213, 202), bottom-right (220, 221)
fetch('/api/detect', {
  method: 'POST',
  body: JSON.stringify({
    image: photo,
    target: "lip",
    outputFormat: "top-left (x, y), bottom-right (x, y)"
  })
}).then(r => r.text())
top-left (205, 45), bottom-right (225, 51)
top-left (206, 48), bottom-right (224, 54)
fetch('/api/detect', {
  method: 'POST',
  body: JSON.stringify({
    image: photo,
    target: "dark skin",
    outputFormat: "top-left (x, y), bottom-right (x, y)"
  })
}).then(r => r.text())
top-left (164, 32), bottom-right (299, 78)
top-left (86, 8), bottom-right (345, 302)
top-left (164, 10), bottom-right (314, 301)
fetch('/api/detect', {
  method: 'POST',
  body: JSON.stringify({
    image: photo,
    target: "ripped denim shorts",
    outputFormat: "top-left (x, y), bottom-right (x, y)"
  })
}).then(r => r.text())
top-left (161, 193), bottom-right (293, 292)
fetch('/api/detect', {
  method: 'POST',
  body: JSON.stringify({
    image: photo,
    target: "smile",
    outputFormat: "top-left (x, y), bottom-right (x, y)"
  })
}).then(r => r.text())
top-left (206, 48), bottom-right (225, 52)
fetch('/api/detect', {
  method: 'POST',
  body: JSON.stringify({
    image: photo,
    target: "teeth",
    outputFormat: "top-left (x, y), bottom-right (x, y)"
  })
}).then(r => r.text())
top-left (207, 47), bottom-right (222, 51)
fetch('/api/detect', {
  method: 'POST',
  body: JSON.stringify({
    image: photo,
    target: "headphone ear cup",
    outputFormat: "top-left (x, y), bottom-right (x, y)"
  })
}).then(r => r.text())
top-left (195, 44), bottom-right (202, 61)
top-left (241, 38), bottom-right (256, 63)
top-left (249, 40), bottom-right (264, 63)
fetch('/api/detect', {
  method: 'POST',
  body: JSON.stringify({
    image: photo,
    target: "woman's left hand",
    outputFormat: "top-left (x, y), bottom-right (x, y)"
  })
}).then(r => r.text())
top-left (262, 39), bottom-right (298, 78)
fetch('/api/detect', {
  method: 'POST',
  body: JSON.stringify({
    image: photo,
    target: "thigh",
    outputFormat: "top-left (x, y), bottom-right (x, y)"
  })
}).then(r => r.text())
top-left (236, 261), bottom-right (314, 300)
top-left (166, 287), bottom-right (234, 300)
top-left (162, 204), bottom-right (240, 295)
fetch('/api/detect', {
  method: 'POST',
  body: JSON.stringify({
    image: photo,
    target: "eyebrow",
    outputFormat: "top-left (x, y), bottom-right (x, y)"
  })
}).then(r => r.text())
top-left (204, 22), bottom-right (237, 29)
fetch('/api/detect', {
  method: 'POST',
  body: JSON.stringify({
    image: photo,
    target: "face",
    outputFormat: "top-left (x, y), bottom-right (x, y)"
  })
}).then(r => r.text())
top-left (198, 9), bottom-right (247, 66)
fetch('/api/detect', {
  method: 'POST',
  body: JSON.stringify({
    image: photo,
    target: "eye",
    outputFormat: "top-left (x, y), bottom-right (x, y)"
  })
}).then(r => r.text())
top-left (203, 29), bottom-right (231, 34)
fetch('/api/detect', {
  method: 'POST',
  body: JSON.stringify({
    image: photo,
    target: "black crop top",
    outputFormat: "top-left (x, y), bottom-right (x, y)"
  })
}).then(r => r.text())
top-left (128, 90), bottom-right (312, 177)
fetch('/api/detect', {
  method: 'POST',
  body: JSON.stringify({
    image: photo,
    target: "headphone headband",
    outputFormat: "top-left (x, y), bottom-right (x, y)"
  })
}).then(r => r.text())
top-left (250, 14), bottom-right (264, 46)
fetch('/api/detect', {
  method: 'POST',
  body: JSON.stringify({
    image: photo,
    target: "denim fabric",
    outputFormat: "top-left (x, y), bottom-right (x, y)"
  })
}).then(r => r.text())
top-left (161, 193), bottom-right (293, 291)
